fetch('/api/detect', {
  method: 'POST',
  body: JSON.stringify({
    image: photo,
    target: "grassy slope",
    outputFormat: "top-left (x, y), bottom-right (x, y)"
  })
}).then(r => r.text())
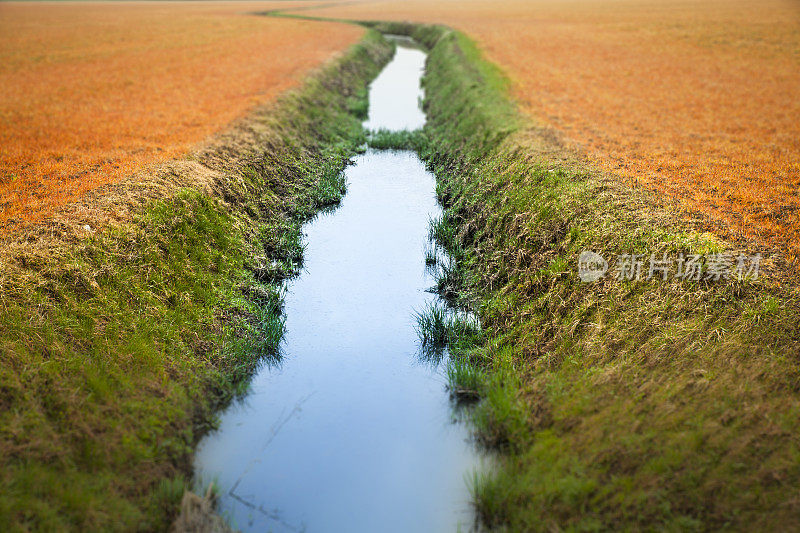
top-left (0, 31), bottom-right (392, 531)
top-left (370, 22), bottom-right (800, 531)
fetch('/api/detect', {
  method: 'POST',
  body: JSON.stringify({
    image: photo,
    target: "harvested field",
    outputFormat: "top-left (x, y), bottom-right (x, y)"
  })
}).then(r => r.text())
top-left (0, 1), bottom-right (362, 227)
top-left (300, 0), bottom-right (800, 261)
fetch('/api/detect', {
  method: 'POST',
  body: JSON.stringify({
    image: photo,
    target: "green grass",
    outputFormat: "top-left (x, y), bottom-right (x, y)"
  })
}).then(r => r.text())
top-left (446, 357), bottom-right (484, 402)
top-left (0, 30), bottom-right (393, 531)
top-left (366, 129), bottom-right (428, 152)
top-left (414, 299), bottom-right (484, 399)
top-left (415, 301), bottom-right (452, 354)
top-left (374, 21), bottom-right (800, 531)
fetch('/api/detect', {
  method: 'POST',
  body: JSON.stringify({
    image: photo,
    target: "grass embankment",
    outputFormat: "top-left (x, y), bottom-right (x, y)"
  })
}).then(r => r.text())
top-left (0, 31), bottom-right (393, 531)
top-left (373, 22), bottom-right (800, 530)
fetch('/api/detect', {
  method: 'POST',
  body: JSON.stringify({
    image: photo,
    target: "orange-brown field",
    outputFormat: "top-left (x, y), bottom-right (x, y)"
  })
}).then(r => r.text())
top-left (4, 0), bottom-right (799, 257)
top-left (302, 0), bottom-right (800, 259)
top-left (0, 1), bottom-right (362, 226)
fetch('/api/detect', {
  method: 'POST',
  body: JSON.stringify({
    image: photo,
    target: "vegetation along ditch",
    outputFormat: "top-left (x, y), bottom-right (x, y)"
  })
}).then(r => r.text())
top-left (3, 9), bottom-right (800, 532)
top-left (192, 36), bottom-right (487, 532)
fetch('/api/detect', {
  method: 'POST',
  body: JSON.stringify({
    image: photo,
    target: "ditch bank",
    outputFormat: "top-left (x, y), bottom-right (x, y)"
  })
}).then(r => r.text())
top-left (355, 20), bottom-right (800, 531)
top-left (192, 39), bottom-right (486, 532)
top-left (0, 31), bottom-right (392, 531)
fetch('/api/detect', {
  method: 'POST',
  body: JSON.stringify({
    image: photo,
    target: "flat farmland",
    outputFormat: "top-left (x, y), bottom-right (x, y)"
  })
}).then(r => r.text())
top-left (3, 2), bottom-right (800, 529)
top-left (302, 0), bottom-right (800, 261)
top-left (0, 1), bottom-right (363, 226)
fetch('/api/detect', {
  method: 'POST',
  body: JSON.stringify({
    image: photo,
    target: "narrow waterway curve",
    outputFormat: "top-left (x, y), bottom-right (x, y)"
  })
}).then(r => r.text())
top-left (193, 40), bottom-right (483, 533)
top-left (364, 37), bottom-right (426, 131)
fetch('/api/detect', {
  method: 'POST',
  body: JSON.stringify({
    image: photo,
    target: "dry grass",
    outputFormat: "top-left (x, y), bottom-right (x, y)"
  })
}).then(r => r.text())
top-left (0, 1), bottom-right (362, 227)
top-left (300, 0), bottom-right (800, 261)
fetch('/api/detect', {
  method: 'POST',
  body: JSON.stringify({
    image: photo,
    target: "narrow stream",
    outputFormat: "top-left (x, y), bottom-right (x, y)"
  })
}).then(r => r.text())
top-left (194, 39), bottom-right (483, 533)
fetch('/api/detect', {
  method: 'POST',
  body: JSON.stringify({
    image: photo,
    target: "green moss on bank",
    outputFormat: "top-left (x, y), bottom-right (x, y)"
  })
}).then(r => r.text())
top-left (0, 31), bottom-right (393, 531)
top-left (387, 23), bottom-right (800, 531)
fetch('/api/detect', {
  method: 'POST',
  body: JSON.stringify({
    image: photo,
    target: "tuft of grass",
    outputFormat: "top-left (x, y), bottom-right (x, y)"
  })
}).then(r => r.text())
top-left (446, 356), bottom-right (484, 402)
top-left (428, 214), bottom-right (457, 250)
top-left (367, 129), bottom-right (429, 152)
top-left (154, 475), bottom-right (190, 518)
top-left (431, 257), bottom-right (464, 306)
top-left (415, 301), bottom-right (482, 365)
top-left (424, 243), bottom-right (439, 270)
top-left (415, 301), bottom-right (451, 353)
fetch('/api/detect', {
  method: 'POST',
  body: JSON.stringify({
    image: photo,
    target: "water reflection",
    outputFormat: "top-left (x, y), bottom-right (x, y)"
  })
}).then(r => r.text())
top-left (193, 40), bottom-right (485, 533)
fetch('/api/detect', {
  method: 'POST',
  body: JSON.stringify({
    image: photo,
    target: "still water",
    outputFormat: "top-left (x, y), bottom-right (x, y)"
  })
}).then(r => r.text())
top-left (194, 39), bottom-right (483, 533)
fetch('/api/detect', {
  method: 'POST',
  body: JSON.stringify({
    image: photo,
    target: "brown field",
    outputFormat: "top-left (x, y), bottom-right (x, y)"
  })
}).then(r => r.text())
top-left (302, 0), bottom-right (800, 261)
top-left (0, 1), bottom-right (362, 226)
